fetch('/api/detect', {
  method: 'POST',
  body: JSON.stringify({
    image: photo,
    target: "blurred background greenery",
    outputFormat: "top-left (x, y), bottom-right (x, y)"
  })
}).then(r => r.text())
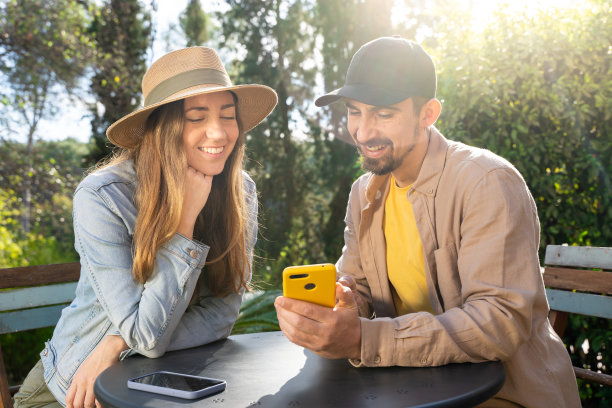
top-left (1, 0), bottom-right (610, 405)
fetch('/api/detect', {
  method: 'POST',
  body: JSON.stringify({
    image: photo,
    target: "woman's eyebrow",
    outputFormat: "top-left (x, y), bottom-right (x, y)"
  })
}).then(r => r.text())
top-left (185, 103), bottom-right (235, 113)
top-left (185, 106), bottom-right (208, 113)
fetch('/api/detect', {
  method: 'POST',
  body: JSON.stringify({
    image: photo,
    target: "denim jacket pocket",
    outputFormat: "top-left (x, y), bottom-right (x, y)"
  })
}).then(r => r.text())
top-left (433, 244), bottom-right (461, 310)
top-left (40, 341), bottom-right (57, 384)
top-left (55, 315), bottom-right (111, 388)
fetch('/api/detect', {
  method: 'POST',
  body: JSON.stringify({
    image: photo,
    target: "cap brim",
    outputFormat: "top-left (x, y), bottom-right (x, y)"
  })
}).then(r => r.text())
top-left (315, 83), bottom-right (413, 107)
top-left (107, 84), bottom-right (278, 149)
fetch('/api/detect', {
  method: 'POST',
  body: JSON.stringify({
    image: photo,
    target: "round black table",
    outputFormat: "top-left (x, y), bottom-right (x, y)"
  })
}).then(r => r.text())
top-left (94, 331), bottom-right (505, 408)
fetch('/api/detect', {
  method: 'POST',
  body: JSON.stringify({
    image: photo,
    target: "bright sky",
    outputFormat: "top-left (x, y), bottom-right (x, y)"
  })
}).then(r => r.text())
top-left (24, 0), bottom-right (579, 144)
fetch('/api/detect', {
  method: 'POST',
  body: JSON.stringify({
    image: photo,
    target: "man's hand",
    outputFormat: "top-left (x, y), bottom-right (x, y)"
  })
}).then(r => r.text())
top-left (275, 282), bottom-right (361, 360)
top-left (65, 335), bottom-right (127, 408)
top-left (338, 275), bottom-right (363, 307)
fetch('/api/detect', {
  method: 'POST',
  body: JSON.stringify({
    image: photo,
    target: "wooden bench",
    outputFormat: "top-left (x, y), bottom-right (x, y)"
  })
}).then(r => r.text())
top-left (543, 245), bottom-right (612, 387)
top-left (0, 262), bottom-right (80, 408)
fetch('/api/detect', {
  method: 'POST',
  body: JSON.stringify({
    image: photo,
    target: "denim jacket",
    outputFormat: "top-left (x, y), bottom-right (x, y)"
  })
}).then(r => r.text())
top-left (40, 159), bottom-right (257, 405)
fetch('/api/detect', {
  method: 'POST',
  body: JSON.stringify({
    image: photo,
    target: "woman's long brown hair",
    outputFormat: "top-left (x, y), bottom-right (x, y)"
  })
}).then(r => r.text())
top-left (104, 96), bottom-right (252, 297)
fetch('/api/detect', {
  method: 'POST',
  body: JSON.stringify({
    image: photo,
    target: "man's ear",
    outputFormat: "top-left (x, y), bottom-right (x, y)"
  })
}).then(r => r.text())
top-left (420, 98), bottom-right (441, 127)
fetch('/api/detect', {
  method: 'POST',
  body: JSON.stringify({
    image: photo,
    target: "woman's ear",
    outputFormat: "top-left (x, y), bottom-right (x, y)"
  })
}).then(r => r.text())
top-left (420, 98), bottom-right (442, 127)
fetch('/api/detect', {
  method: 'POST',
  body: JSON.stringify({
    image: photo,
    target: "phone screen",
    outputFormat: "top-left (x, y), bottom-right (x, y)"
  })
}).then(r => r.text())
top-left (130, 372), bottom-right (223, 392)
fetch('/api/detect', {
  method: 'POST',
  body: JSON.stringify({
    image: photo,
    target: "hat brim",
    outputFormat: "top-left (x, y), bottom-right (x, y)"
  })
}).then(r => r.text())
top-left (315, 83), bottom-right (412, 107)
top-left (107, 84), bottom-right (278, 148)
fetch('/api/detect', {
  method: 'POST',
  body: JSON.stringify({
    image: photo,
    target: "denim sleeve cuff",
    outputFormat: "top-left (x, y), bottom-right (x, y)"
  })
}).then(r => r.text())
top-left (164, 233), bottom-right (210, 269)
top-left (119, 348), bottom-right (137, 360)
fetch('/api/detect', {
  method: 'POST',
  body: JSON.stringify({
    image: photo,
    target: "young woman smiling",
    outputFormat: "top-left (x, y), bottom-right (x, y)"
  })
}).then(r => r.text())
top-left (14, 46), bottom-right (277, 408)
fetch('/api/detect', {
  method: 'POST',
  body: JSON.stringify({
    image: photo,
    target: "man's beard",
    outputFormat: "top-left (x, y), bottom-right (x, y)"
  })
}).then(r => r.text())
top-left (360, 144), bottom-right (401, 175)
top-left (355, 124), bottom-right (419, 175)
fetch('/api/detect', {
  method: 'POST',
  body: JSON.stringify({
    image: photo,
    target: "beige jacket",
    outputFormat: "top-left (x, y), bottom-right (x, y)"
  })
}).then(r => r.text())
top-left (337, 127), bottom-right (580, 407)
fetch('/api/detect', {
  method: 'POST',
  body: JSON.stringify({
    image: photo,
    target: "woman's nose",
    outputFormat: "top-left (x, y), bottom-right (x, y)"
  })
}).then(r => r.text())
top-left (205, 118), bottom-right (226, 140)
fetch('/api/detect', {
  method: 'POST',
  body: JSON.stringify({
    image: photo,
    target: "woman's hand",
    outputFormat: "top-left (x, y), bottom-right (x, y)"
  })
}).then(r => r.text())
top-left (65, 335), bottom-right (127, 408)
top-left (177, 166), bottom-right (213, 239)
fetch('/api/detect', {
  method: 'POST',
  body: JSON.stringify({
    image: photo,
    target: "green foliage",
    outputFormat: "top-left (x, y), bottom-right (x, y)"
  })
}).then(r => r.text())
top-left (1, 2), bottom-right (610, 405)
top-left (232, 290), bottom-right (282, 335)
top-left (0, 138), bottom-right (86, 261)
top-left (0, 0), bottom-right (93, 234)
top-left (0, 139), bottom-right (84, 386)
top-left (0, 327), bottom-right (54, 385)
top-left (85, 0), bottom-right (153, 165)
top-left (433, 2), bottom-right (612, 250)
top-left (565, 315), bottom-right (612, 406)
top-left (180, 0), bottom-right (210, 46)
top-left (427, 3), bottom-right (611, 404)
top-left (218, 0), bottom-right (317, 273)
top-left (0, 0), bottom-right (93, 90)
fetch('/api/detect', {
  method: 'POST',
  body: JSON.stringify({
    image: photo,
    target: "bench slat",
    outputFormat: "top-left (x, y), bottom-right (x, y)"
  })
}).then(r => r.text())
top-left (0, 262), bottom-right (80, 290)
top-left (546, 288), bottom-right (612, 319)
top-left (0, 283), bottom-right (77, 312)
top-left (544, 245), bottom-right (612, 270)
top-left (0, 305), bottom-right (68, 334)
top-left (543, 267), bottom-right (612, 295)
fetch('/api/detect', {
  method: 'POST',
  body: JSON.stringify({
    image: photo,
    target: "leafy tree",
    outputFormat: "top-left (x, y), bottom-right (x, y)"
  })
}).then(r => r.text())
top-left (312, 0), bottom-right (393, 260)
top-left (180, 0), bottom-right (210, 46)
top-left (85, 0), bottom-right (153, 166)
top-left (0, 138), bottom-right (87, 262)
top-left (0, 0), bottom-right (93, 232)
top-left (218, 0), bottom-right (319, 281)
top-left (429, 2), bottom-right (611, 404)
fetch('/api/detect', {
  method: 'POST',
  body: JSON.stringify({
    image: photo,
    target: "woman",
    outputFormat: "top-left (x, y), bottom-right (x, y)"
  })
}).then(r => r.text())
top-left (14, 46), bottom-right (277, 408)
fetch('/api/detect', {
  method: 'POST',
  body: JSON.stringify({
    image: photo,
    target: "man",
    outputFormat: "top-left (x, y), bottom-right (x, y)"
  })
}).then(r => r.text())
top-left (274, 36), bottom-right (580, 407)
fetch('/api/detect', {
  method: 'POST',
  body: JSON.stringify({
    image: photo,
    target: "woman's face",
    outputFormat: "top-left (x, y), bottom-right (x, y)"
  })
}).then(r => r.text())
top-left (182, 91), bottom-right (239, 176)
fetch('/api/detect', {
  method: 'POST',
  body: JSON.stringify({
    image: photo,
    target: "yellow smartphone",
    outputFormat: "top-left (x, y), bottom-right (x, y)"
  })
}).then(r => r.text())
top-left (282, 263), bottom-right (336, 308)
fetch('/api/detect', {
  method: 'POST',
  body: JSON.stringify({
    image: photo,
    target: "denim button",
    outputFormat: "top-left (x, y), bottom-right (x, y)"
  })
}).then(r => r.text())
top-left (189, 249), bottom-right (199, 258)
top-left (374, 355), bottom-right (381, 363)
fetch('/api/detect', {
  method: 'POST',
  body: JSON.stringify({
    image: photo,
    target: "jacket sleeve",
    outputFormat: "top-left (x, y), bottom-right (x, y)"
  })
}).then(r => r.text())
top-left (351, 168), bottom-right (543, 367)
top-left (336, 177), bottom-right (375, 319)
top-left (165, 181), bottom-right (259, 350)
top-left (73, 186), bottom-right (207, 358)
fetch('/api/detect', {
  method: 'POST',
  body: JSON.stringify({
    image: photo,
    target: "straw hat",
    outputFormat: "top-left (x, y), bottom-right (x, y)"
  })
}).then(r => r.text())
top-left (106, 47), bottom-right (278, 148)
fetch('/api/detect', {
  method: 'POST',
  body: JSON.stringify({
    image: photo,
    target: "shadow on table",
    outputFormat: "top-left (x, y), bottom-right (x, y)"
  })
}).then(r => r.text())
top-left (252, 349), bottom-right (442, 408)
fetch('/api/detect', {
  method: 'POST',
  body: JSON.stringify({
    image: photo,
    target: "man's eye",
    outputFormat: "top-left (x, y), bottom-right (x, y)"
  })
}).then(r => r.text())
top-left (221, 115), bottom-right (236, 120)
top-left (378, 112), bottom-right (393, 119)
top-left (347, 110), bottom-right (360, 116)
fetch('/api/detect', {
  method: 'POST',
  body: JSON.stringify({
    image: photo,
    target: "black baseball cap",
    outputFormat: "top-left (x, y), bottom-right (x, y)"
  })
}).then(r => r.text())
top-left (315, 36), bottom-right (436, 107)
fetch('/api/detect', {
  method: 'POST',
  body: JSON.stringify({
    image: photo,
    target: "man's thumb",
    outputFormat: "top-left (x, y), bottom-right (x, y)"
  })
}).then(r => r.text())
top-left (335, 282), bottom-right (357, 310)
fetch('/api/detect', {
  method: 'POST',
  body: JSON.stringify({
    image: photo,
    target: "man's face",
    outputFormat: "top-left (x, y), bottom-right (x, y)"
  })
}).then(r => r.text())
top-left (346, 98), bottom-right (422, 176)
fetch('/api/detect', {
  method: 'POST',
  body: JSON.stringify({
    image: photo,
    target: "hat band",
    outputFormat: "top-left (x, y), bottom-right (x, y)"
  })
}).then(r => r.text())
top-left (144, 68), bottom-right (232, 106)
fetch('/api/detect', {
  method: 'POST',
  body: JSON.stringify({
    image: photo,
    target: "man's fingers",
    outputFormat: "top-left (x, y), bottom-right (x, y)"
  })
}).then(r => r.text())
top-left (335, 283), bottom-right (358, 309)
top-left (337, 276), bottom-right (363, 306)
top-left (338, 275), bottom-right (357, 291)
top-left (274, 296), bottom-right (330, 321)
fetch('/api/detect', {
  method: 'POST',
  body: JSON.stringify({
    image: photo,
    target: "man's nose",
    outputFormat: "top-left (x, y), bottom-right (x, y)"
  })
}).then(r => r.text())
top-left (354, 115), bottom-right (375, 144)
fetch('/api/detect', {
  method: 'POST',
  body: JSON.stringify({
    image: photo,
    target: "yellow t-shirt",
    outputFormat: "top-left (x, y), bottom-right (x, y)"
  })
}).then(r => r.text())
top-left (384, 176), bottom-right (433, 315)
